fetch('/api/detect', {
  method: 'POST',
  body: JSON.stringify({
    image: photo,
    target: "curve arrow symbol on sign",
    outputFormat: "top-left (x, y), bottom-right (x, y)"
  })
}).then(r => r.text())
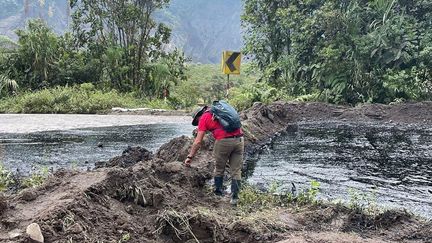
top-left (226, 52), bottom-right (240, 72)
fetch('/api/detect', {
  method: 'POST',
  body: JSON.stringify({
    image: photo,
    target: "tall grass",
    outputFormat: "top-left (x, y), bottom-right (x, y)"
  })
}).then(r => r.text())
top-left (0, 83), bottom-right (150, 114)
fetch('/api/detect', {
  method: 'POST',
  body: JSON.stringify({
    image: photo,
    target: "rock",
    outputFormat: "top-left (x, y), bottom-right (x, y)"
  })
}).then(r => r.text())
top-left (8, 229), bottom-right (23, 239)
top-left (26, 223), bottom-right (44, 243)
top-left (97, 142), bottom-right (103, 148)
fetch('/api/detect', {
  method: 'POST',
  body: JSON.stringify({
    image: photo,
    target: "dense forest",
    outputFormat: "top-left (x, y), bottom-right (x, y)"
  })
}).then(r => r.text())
top-left (0, 0), bottom-right (431, 113)
top-left (243, 0), bottom-right (432, 104)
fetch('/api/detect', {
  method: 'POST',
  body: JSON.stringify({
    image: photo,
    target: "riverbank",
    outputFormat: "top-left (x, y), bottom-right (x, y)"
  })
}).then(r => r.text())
top-left (110, 107), bottom-right (189, 116)
top-left (1, 101), bottom-right (431, 242)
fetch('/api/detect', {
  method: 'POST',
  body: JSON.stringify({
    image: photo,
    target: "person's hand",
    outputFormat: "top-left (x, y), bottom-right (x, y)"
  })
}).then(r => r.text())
top-left (184, 157), bottom-right (192, 167)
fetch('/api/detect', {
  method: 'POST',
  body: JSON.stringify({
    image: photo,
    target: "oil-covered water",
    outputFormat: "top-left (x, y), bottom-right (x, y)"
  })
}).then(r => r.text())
top-left (248, 122), bottom-right (432, 218)
top-left (0, 123), bottom-right (193, 174)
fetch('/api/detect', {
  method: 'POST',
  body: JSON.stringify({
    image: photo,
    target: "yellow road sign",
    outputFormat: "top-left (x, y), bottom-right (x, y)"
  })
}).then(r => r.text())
top-left (222, 51), bottom-right (241, 75)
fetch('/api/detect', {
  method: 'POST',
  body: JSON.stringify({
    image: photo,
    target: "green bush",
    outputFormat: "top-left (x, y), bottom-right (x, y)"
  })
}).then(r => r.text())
top-left (0, 163), bottom-right (13, 192)
top-left (21, 167), bottom-right (50, 189)
top-left (228, 81), bottom-right (293, 110)
top-left (144, 99), bottom-right (175, 110)
top-left (0, 84), bottom-right (148, 114)
top-left (239, 180), bottom-right (322, 212)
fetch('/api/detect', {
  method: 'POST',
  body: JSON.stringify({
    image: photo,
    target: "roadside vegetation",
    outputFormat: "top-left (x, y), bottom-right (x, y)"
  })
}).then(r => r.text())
top-left (1, 0), bottom-right (430, 114)
top-left (0, 1), bottom-right (188, 113)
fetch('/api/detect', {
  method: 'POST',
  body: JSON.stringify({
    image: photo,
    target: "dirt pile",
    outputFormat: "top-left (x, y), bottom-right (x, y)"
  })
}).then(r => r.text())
top-left (1, 102), bottom-right (431, 242)
top-left (95, 146), bottom-right (153, 168)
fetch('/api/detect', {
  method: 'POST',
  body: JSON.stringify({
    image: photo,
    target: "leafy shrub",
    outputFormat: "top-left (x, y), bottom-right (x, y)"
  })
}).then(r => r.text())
top-left (228, 81), bottom-right (292, 110)
top-left (0, 84), bottom-right (148, 114)
top-left (347, 188), bottom-right (381, 215)
top-left (296, 180), bottom-right (321, 205)
top-left (243, 0), bottom-right (432, 105)
top-left (0, 163), bottom-right (13, 192)
top-left (21, 167), bottom-right (50, 189)
top-left (144, 99), bottom-right (175, 110)
top-left (239, 180), bottom-right (322, 212)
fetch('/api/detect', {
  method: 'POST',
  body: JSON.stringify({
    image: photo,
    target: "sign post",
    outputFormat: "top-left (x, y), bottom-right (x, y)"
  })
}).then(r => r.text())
top-left (221, 51), bottom-right (241, 98)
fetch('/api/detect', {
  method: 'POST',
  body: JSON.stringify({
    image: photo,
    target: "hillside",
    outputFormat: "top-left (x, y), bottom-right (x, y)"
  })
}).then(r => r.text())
top-left (0, 0), bottom-right (242, 63)
top-left (158, 0), bottom-right (243, 63)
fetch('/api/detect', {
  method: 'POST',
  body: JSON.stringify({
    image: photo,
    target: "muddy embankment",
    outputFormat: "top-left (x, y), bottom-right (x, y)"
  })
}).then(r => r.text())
top-left (0, 102), bottom-right (431, 242)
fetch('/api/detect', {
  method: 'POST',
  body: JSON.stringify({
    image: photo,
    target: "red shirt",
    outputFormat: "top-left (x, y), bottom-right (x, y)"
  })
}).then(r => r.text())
top-left (198, 112), bottom-right (243, 140)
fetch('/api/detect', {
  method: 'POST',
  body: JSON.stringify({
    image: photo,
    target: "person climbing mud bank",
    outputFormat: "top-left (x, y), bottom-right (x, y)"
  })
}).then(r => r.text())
top-left (0, 101), bottom-right (431, 242)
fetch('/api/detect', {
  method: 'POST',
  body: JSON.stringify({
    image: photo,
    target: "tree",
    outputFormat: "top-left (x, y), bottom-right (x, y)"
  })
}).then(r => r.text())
top-left (14, 19), bottom-right (60, 89)
top-left (242, 0), bottom-right (432, 104)
top-left (0, 20), bottom-right (101, 91)
top-left (0, 74), bottom-right (18, 97)
top-left (70, 0), bottom-right (172, 92)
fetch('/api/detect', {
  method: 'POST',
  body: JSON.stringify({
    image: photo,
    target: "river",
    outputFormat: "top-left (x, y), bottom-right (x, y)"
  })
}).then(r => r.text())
top-left (248, 121), bottom-right (432, 219)
top-left (0, 114), bottom-right (194, 174)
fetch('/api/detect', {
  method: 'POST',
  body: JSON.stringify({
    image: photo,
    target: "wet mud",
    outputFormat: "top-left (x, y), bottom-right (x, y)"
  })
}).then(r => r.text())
top-left (0, 101), bottom-right (432, 242)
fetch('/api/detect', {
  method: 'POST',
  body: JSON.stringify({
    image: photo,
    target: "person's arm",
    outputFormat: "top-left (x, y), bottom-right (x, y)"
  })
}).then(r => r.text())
top-left (184, 130), bottom-right (205, 166)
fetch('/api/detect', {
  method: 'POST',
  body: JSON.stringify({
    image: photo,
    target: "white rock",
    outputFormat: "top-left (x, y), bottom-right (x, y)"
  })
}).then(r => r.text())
top-left (26, 223), bottom-right (44, 243)
top-left (8, 229), bottom-right (23, 239)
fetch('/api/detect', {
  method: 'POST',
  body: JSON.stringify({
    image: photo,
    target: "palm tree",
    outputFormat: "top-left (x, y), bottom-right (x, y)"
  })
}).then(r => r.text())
top-left (0, 74), bottom-right (18, 97)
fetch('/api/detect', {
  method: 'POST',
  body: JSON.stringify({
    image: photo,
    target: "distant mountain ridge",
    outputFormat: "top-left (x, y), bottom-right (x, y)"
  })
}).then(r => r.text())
top-left (0, 0), bottom-right (243, 63)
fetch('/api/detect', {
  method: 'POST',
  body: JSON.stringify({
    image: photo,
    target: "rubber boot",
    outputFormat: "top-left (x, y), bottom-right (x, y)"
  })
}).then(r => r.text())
top-left (230, 179), bottom-right (241, 206)
top-left (214, 177), bottom-right (224, 196)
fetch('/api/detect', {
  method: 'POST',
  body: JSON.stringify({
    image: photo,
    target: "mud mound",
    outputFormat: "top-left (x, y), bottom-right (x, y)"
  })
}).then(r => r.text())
top-left (242, 101), bottom-right (432, 133)
top-left (155, 135), bottom-right (192, 163)
top-left (36, 167), bottom-right (191, 242)
top-left (95, 146), bottom-right (153, 168)
top-left (0, 170), bottom-right (108, 241)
